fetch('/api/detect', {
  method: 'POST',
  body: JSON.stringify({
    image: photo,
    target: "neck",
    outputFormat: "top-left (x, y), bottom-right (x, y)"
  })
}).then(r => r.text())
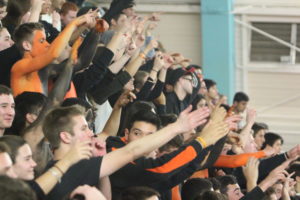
top-left (174, 85), bottom-right (187, 101)
top-left (53, 145), bottom-right (71, 161)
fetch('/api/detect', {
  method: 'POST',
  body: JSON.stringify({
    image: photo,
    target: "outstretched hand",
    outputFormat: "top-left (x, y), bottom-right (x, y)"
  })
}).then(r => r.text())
top-left (175, 106), bottom-right (210, 134)
top-left (114, 90), bottom-right (136, 109)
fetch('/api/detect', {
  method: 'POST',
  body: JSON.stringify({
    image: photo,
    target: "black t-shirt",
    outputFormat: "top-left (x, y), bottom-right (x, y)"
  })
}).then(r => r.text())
top-left (165, 92), bottom-right (189, 116)
top-left (45, 157), bottom-right (103, 200)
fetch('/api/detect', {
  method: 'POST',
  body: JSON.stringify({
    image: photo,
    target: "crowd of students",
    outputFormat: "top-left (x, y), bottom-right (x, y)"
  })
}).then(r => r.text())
top-left (0, 0), bottom-right (299, 200)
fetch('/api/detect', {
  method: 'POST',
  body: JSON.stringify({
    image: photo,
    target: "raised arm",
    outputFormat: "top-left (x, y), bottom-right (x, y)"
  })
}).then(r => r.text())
top-left (99, 91), bottom-right (136, 140)
top-left (100, 106), bottom-right (210, 177)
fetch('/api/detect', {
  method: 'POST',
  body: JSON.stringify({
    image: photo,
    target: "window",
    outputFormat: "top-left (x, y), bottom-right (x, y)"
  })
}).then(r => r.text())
top-left (250, 22), bottom-right (300, 64)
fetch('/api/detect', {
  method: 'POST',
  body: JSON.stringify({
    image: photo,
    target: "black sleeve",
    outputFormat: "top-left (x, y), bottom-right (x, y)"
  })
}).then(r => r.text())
top-left (40, 20), bottom-right (60, 43)
top-left (27, 181), bottom-right (46, 200)
top-left (240, 186), bottom-right (265, 200)
top-left (134, 140), bottom-right (203, 173)
top-left (151, 158), bottom-right (200, 192)
top-left (135, 77), bottom-right (155, 101)
top-left (0, 45), bottom-right (22, 87)
top-left (147, 79), bottom-right (165, 101)
top-left (156, 104), bottom-right (166, 115)
top-left (90, 70), bottom-right (131, 105)
top-left (74, 30), bottom-right (101, 72)
top-left (73, 47), bottom-right (114, 99)
top-left (46, 157), bottom-right (102, 200)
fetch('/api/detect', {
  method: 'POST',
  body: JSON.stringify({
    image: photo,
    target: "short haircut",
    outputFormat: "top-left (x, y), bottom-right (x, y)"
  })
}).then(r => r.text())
top-left (0, 135), bottom-right (26, 163)
top-left (120, 186), bottom-right (160, 200)
top-left (233, 92), bottom-right (249, 103)
top-left (7, 92), bottom-right (47, 136)
top-left (0, 142), bottom-right (11, 154)
top-left (13, 22), bottom-right (44, 52)
top-left (262, 132), bottom-right (284, 149)
top-left (181, 178), bottom-right (213, 200)
top-left (208, 177), bottom-right (221, 191)
top-left (126, 110), bottom-right (161, 131)
top-left (60, 2), bottom-right (78, 16)
top-left (0, 175), bottom-right (37, 200)
top-left (191, 94), bottom-right (205, 111)
top-left (0, 0), bottom-right (7, 8)
top-left (42, 105), bottom-right (85, 149)
top-left (204, 79), bottom-right (216, 90)
top-left (134, 70), bottom-right (149, 90)
top-left (62, 98), bottom-right (96, 132)
top-left (252, 123), bottom-right (265, 137)
top-left (194, 191), bottom-right (227, 200)
top-left (0, 84), bottom-right (12, 96)
top-left (218, 175), bottom-right (238, 194)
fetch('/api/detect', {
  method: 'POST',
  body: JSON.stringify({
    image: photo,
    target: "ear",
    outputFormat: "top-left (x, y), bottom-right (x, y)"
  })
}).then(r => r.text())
top-left (124, 128), bottom-right (130, 141)
top-left (59, 131), bottom-right (73, 144)
top-left (25, 113), bottom-right (37, 124)
top-left (233, 101), bottom-right (237, 106)
top-left (22, 40), bottom-right (32, 51)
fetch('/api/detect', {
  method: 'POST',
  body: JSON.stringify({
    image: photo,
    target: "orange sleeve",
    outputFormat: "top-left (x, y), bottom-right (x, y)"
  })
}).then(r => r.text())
top-left (214, 151), bottom-right (266, 168)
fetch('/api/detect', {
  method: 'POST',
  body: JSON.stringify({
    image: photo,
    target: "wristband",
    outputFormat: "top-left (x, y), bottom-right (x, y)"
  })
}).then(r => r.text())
top-left (196, 136), bottom-right (207, 148)
top-left (139, 53), bottom-right (146, 59)
top-left (49, 168), bottom-right (62, 183)
top-left (54, 164), bottom-right (64, 175)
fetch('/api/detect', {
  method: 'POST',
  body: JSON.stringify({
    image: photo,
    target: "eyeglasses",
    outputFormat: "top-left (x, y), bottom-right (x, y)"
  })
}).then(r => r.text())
top-left (183, 75), bottom-right (198, 88)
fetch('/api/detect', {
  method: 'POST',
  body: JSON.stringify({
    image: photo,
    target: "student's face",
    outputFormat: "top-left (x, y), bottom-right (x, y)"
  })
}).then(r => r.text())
top-left (208, 85), bottom-right (218, 99)
top-left (0, 152), bottom-right (17, 178)
top-left (0, 6), bottom-right (7, 20)
top-left (273, 183), bottom-right (283, 200)
top-left (125, 121), bottom-right (157, 143)
top-left (235, 101), bottom-right (248, 113)
top-left (122, 7), bottom-right (135, 17)
top-left (272, 139), bottom-right (282, 154)
top-left (181, 75), bottom-right (193, 95)
top-left (71, 115), bottom-right (94, 143)
top-left (197, 99), bottom-right (207, 109)
top-left (199, 81), bottom-right (207, 95)
top-left (0, 94), bottom-right (15, 132)
top-left (41, 0), bottom-right (52, 14)
top-left (13, 144), bottom-right (37, 180)
top-left (226, 184), bottom-right (244, 200)
top-left (254, 129), bottom-right (265, 150)
top-left (31, 30), bottom-right (50, 57)
top-left (0, 28), bottom-right (14, 52)
top-left (61, 10), bottom-right (78, 26)
top-left (116, 14), bottom-right (128, 26)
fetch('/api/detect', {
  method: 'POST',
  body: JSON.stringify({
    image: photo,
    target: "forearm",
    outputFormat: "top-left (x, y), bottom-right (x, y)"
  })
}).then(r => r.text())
top-left (246, 180), bottom-right (257, 192)
top-left (49, 21), bottom-right (79, 58)
top-left (28, 5), bottom-right (42, 22)
top-left (126, 122), bottom-right (181, 160)
top-left (108, 54), bottom-right (131, 74)
top-left (125, 46), bottom-right (153, 76)
top-left (99, 176), bottom-right (112, 200)
top-left (106, 32), bottom-right (126, 54)
top-left (282, 188), bottom-right (291, 200)
top-left (35, 158), bottom-right (73, 194)
top-left (158, 68), bottom-right (167, 83)
top-left (102, 107), bottom-right (122, 136)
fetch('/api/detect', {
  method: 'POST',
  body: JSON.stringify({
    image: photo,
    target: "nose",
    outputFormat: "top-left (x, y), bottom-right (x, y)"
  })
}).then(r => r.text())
top-left (6, 107), bottom-right (15, 116)
top-left (31, 159), bottom-right (37, 168)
